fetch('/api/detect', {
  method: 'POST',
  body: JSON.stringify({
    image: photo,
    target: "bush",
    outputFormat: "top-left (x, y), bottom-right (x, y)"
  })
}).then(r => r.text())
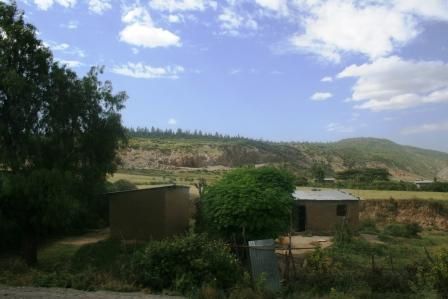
top-left (382, 223), bottom-right (422, 238)
top-left (358, 219), bottom-right (379, 234)
top-left (201, 167), bottom-right (295, 242)
top-left (105, 180), bottom-right (137, 192)
top-left (129, 233), bottom-right (242, 294)
top-left (429, 249), bottom-right (448, 298)
top-left (334, 222), bottom-right (353, 245)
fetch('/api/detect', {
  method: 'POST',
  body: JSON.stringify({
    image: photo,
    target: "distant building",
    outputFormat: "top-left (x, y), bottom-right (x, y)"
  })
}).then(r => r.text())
top-left (293, 189), bottom-right (359, 232)
top-left (414, 180), bottom-right (434, 189)
top-left (107, 185), bottom-right (191, 241)
top-left (323, 177), bottom-right (336, 183)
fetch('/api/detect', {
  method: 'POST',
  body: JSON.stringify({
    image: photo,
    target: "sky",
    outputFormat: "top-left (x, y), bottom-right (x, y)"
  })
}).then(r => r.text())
top-left (5, 0), bottom-right (448, 152)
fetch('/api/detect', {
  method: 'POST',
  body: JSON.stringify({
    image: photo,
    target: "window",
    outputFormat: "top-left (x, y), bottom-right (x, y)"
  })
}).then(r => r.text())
top-left (336, 204), bottom-right (347, 217)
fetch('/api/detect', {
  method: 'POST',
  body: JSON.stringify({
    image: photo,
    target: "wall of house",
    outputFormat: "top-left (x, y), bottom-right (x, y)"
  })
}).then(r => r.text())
top-left (295, 200), bottom-right (359, 232)
top-left (108, 186), bottom-right (191, 241)
top-left (164, 187), bottom-right (191, 236)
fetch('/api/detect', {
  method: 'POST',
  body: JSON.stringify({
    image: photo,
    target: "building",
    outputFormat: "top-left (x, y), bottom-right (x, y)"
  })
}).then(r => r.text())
top-left (323, 177), bottom-right (336, 183)
top-left (108, 185), bottom-right (191, 241)
top-left (293, 189), bottom-right (359, 232)
top-left (414, 180), bottom-right (434, 189)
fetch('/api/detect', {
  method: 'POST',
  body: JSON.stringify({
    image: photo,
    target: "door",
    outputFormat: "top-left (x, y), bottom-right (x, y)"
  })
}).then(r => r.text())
top-left (297, 205), bottom-right (306, 232)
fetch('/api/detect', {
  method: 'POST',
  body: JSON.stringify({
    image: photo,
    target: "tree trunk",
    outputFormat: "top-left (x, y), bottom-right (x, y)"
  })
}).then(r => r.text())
top-left (21, 230), bottom-right (38, 266)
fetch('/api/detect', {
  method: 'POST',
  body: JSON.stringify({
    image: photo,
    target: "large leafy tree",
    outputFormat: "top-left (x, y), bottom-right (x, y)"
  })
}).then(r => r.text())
top-left (201, 167), bottom-right (295, 242)
top-left (0, 3), bottom-right (127, 265)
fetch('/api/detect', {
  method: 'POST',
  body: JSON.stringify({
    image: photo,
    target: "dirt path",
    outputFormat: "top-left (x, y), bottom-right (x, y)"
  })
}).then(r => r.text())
top-left (0, 285), bottom-right (184, 299)
top-left (58, 228), bottom-right (110, 246)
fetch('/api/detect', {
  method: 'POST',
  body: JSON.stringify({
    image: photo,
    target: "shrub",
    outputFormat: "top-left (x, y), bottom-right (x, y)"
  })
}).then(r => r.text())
top-left (429, 249), bottom-right (448, 298)
top-left (358, 219), bottom-right (379, 234)
top-left (382, 223), bottom-right (422, 238)
top-left (105, 180), bottom-right (137, 192)
top-left (129, 233), bottom-right (242, 294)
top-left (334, 222), bottom-right (353, 245)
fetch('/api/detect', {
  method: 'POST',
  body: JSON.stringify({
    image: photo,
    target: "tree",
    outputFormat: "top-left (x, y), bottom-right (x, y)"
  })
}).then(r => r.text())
top-left (0, 3), bottom-right (127, 265)
top-left (201, 167), bottom-right (295, 242)
top-left (310, 162), bottom-right (326, 182)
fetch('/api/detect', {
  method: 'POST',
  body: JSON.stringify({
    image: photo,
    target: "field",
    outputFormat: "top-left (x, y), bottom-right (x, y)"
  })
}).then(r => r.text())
top-left (108, 168), bottom-right (225, 189)
top-left (109, 169), bottom-right (448, 201)
top-left (344, 189), bottom-right (448, 201)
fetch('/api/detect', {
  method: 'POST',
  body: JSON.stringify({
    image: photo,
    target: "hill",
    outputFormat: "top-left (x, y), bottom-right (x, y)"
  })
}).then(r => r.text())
top-left (119, 134), bottom-right (448, 181)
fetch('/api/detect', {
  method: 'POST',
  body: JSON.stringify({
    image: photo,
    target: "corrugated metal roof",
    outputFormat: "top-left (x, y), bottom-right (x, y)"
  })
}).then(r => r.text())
top-left (293, 189), bottom-right (359, 201)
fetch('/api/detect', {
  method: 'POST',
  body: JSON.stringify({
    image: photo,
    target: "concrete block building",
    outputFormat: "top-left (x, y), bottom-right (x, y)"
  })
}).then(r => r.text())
top-left (293, 189), bottom-right (359, 232)
top-left (108, 185), bottom-right (191, 241)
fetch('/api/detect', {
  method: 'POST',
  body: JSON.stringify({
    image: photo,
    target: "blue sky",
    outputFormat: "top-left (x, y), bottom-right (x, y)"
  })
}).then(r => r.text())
top-left (8, 0), bottom-right (448, 152)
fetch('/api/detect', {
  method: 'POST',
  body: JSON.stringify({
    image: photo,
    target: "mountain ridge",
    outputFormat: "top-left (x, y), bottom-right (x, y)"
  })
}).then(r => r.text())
top-left (119, 135), bottom-right (448, 181)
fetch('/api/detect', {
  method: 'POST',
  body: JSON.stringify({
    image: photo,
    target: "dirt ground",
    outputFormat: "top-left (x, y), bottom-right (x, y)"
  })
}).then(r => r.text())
top-left (0, 285), bottom-right (184, 299)
top-left (276, 235), bottom-right (333, 256)
top-left (58, 229), bottom-right (110, 246)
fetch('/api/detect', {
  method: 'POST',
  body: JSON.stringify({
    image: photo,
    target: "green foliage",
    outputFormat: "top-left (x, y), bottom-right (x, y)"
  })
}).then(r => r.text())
top-left (420, 182), bottom-right (448, 192)
top-left (0, 2), bottom-right (126, 263)
top-left (429, 249), bottom-right (448, 297)
top-left (128, 233), bottom-right (242, 294)
top-left (336, 168), bottom-right (390, 182)
top-left (358, 219), bottom-right (379, 234)
top-left (310, 162), bottom-right (326, 182)
top-left (105, 180), bottom-right (137, 192)
top-left (201, 167), bottom-right (295, 241)
top-left (334, 222), bottom-right (353, 245)
top-left (329, 180), bottom-right (419, 191)
top-left (381, 223), bottom-right (422, 238)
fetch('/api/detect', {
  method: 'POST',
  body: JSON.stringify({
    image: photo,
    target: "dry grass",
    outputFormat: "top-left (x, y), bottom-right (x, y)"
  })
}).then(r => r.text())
top-left (343, 189), bottom-right (448, 201)
top-left (298, 186), bottom-right (448, 200)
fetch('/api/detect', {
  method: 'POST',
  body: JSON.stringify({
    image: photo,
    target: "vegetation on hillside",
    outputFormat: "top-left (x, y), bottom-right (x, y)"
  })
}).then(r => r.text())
top-left (122, 128), bottom-right (448, 181)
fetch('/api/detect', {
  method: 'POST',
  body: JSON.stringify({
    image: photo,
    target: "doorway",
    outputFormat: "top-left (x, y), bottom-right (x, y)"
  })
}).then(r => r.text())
top-left (297, 205), bottom-right (306, 231)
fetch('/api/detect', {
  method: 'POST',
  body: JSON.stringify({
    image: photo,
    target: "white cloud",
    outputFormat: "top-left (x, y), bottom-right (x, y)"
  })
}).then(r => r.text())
top-left (320, 76), bottom-right (332, 82)
top-left (311, 92), bottom-right (332, 101)
top-left (119, 4), bottom-right (181, 48)
top-left (111, 63), bottom-right (185, 79)
top-left (168, 14), bottom-right (182, 23)
top-left (338, 56), bottom-right (448, 111)
top-left (395, 0), bottom-right (448, 21)
top-left (45, 41), bottom-right (69, 51)
top-left (255, 0), bottom-right (288, 15)
top-left (44, 41), bottom-right (85, 57)
top-left (326, 122), bottom-right (354, 133)
top-left (168, 118), bottom-right (178, 125)
top-left (87, 0), bottom-right (111, 14)
top-left (229, 68), bottom-right (241, 75)
top-left (57, 59), bottom-right (84, 68)
top-left (401, 122), bottom-right (448, 135)
top-left (218, 7), bottom-right (258, 36)
top-left (61, 21), bottom-right (78, 30)
top-left (149, 0), bottom-right (217, 12)
top-left (289, 0), bottom-right (448, 63)
top-left (33, 0), bottom-right (76, 10)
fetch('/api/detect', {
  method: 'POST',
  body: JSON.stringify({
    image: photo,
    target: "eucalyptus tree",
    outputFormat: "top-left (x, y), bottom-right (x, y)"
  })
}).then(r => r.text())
top-left (0, 2), bottom-right (127, 265)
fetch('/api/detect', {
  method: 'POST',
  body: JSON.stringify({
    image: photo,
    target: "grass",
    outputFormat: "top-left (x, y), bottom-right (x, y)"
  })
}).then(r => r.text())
top-left (0, 239), bottom-right (138, 292)
top-left (290, 226), bottom-right (448, 298)
top-left (343, 189), bottom-right (448, 201)
top-left (1, 226), bottom-right (448, 298)
top-left (108, 168), bottom-right (225, 189)
top-left (112, 170), bottom-right (448, 201)
top-left (299, 187), bottom-right (448, 201)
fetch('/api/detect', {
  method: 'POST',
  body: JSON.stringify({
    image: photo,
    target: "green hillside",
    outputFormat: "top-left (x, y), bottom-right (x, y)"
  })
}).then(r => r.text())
top-left (119, 135), bottom-right (448, 181)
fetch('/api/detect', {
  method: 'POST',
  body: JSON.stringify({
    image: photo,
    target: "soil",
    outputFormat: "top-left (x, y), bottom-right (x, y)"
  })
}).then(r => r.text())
top-left (58, 229), bottom-right (110, 246)
top-left (0, 285), bottom-right (184, 299)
